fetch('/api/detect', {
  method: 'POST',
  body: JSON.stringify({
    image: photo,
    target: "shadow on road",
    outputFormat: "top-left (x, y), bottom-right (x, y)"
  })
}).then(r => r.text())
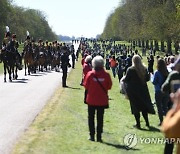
top-left (11, 78), bottom-right (29, 83)
top-left (30, 74), bottom-right (43, 77)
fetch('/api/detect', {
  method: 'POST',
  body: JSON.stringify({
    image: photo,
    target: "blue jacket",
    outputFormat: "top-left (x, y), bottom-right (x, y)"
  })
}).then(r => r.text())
top-left (152, 70), bottom-right (166, 92)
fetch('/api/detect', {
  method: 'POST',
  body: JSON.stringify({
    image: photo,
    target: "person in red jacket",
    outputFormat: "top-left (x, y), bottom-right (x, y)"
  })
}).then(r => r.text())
top-left (83, 56), bottom-right (112, 142)
top-left (83, 55), bottom-right (92, 103)
top-left (83, 55), bottom-right (92, 80)
top-left (80, 53), bottom-right (88, 86)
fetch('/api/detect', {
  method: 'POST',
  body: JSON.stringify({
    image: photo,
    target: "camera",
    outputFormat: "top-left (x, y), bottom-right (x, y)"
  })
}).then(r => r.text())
top-left (171, 80), bottom-right (180, 93)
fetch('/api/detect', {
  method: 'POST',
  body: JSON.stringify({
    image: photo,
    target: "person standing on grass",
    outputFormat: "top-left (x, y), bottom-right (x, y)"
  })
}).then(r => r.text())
top-left (71, 50), bottom-right (76, 69)
top-left (61, 46), bottom-right (71, 88)
top-left (152, 58), bottom-right (169, 126)
top-left (83, 56), bottom-right (112, 142)
top-left (161, 56), bottom-right (180, 154)
top-left (83, 55), bottom-right (92, 104)
top-left (109, 55), bottom-right (117, 78)
top-left (147, 54), bottom-right (154, 74)
top-left (124, 55), bottom-right (155, 129)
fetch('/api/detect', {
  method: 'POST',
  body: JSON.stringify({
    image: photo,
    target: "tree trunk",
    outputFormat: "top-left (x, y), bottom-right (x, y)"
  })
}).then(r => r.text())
top-left (138, 39), bottom-right (141, 47)
top-left (154, 40), bottom-right (159, 51)
top-left (174, 41), bottom-right (179, 55)
top-left (135, 40), bottom-right (138, 46)
top-left (142, 40), bottom-right (145, 48)
top-left (150, 41), bottom-right (153, 50)
top-left (146, 40), bottom-right (149, 49)
top-left (133, 40), bottom-right (136, 49)
top-left (167, 38), bottom-right (172, 54)
top-left (161, 41), bottom-right (165, 52)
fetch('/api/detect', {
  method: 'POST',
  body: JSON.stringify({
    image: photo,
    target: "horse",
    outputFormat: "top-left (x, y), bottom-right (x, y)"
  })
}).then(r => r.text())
top-left (1, 50), bottom-right (17, 82)
top-left (52, 51), bottom-right (61, 72)
top-left (45, 50), bottom-right (53, 71)
top-left (37, 51), bottom-right (46, 72)
top-left (23, 44), bottom-right (36, 75)
top-left (12, 50), bottom-right (22, 80)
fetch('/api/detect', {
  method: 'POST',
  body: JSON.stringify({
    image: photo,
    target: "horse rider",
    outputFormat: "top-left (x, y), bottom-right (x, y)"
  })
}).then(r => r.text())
top-left (24, 35), bottom-right (31, 47)
top-left (22, 32), bottom-right (32, 56)
top-left (31, 39), bottom-right (39, 61)
top-left (7, 34), bottom-right (22, 69)
top-left (38, 39), bottom-right (45, 54)
top-left (2, 27), bottom-right (11, 52)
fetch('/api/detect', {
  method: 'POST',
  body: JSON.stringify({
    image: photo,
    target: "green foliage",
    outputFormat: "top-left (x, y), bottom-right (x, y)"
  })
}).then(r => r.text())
top-left (0, 0), bottom-right (57, 43)
top-left (101, 0), bottom-right (180, 42)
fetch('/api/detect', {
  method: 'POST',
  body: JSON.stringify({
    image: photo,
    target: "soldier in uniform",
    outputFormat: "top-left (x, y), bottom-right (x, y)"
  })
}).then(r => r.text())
top-left (2, 26), bottom-right (11, 51)
top-left (71, 49), bottom-right (76, 69)
top-left (7, 34), bottom-right (22, 69)
top-left (61, 45), bottom-right (71, 87)
top-left (24, 31), bottom-right (31, 47)
top-left (22, 31), bottom-right (32, 57)
top-left (31, 39), bottom-right (39, 62)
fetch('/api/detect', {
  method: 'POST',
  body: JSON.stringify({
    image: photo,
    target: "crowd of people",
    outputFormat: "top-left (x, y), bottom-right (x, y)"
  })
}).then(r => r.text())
top-left (79, 38), bottom-right (179, 153)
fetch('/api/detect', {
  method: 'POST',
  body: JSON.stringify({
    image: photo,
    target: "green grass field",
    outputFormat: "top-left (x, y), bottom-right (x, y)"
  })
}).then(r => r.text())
top-left (12, 54), bottom-right (172, 154)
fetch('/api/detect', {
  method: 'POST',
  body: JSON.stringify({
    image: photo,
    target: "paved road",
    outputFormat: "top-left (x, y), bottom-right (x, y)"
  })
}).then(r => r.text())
top-left (0, 43), bottom-right (79, 154)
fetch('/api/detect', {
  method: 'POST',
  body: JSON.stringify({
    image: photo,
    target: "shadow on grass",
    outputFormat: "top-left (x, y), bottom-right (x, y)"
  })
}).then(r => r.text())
top-left (138, 126), bottom-right (160, 132)
top-left (102, 141), bottom-right (140, 151)
top-left (66, 86), bottom-right (81, 90)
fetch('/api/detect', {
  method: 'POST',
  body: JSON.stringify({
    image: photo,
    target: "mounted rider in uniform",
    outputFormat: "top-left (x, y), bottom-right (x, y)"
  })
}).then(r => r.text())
top-left (6, 33), bottom-right (22, 70)
top-left (2, 26), bottom-right (11, 52)
top-left (22, 31), bottom-right (32, 57)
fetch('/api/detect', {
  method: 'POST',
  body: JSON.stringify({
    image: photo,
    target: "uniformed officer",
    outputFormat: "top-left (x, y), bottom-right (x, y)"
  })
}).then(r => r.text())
top-left (22, 31), bottom-right (32, 57)
top-left (2, 26), bottom-right (11, 51)
top-left (61, 46), bottom-right (71, 87)
top-left (7, 34), bottom-right (22, 69)
top-left (24, 31), bottom-right (31, 46)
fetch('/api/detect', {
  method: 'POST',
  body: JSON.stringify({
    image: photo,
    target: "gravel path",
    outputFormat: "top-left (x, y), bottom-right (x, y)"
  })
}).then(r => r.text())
top-left (0, 43), bottom-right (79, 154)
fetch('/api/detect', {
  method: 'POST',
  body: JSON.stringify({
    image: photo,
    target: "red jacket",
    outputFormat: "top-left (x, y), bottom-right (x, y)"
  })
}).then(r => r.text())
top-left (109, 58), bottom-right (117, 68)
top-left (83, 62), bottom-right (92, 79)
top-left (83, 69), bottom-right (112, 106)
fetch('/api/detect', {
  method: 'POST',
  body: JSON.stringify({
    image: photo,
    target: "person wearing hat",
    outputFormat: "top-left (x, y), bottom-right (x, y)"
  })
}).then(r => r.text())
top-left (2, 26), bottom-right (11, 51)
top-left (22, 31), bottom-right (32, 56)
top-left (24, 31), bottom-right (31, 47)
top-left (6, 34), bottom-right (22, 70)
top-left (7, 34), bottom-right (18, 53)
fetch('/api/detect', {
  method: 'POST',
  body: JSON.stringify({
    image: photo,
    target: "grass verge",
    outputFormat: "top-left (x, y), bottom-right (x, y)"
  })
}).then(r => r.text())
top-left (12, 57), bottom-right (168, 154)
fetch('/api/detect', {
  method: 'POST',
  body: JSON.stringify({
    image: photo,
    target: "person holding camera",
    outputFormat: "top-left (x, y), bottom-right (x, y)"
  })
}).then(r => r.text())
top-left (161, 56), bottom-right (180, 154)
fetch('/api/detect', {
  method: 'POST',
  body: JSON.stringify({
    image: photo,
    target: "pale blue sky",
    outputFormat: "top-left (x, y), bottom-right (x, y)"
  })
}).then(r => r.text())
top-left (13, 0), bottom-right (120, 38)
